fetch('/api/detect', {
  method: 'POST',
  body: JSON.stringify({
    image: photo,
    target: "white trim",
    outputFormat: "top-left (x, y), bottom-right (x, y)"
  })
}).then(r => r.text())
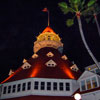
top-left (78, 71), bottom-right (98, 81)
top-left (81, 89), bottom-right (100, 100)
top-left (0, 78), bottom-right (78, 99)
top-left (95, 76), bottom-right (99, 87)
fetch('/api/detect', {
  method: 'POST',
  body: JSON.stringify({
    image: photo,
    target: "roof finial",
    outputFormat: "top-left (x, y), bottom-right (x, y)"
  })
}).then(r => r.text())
top-left (42, 8), bottom-right (50, 26)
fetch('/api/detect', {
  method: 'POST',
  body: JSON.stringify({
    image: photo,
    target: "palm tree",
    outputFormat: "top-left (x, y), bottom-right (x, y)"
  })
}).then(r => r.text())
top-left (58, 0), bottom-right (100, 69)
top-left (83, 3), bottom-right (100, 37)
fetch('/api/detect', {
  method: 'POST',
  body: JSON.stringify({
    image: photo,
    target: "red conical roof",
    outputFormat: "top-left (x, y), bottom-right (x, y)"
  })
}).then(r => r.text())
top-left (1, 47), bottom-right (81, 84)
top-left (42, 26), bottom-right (56, 34)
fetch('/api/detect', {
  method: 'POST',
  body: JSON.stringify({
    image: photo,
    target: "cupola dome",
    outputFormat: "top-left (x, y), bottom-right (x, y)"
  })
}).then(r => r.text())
top-left (34, 26), bottom-right (63, 53)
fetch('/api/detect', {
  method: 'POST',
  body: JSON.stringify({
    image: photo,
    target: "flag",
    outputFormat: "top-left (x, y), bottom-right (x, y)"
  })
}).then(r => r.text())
top-left (42, 8), bottom-right (48, 12)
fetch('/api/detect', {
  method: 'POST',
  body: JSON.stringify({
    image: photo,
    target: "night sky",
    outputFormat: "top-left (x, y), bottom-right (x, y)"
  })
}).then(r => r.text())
top-left (0, 0), bottom-right (100, 82)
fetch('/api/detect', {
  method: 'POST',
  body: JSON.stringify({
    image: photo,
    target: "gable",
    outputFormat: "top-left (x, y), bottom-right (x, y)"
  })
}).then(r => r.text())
top-left (21, 62), bottom-right (31, 69)
top-left (78, 71), bottom-right (97, 81)
top-left (45, 59), bottom-right (57, 67)
top-left (46, 52), bottom-right (54, 57)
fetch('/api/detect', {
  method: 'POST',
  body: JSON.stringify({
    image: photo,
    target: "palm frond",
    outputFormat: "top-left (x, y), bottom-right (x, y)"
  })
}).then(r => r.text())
top-left (58, 2), bottom-right (75, 14)
top-left (80, 0), bottom-right (86, 11)
top-left (81, 0), bottom-right (85, 6)
top-left (69, 0), bottom-right (80, 11)
top-left (58, 2), bottom-right (69, 14)
top-left (87, 0), bottom-right (96, 7)
top-left (82, 3), bottom-right (100, 17)
top-left (69, 0), bottom-right (80, 5)
top-left (66, 19), bottom-right (74, 27)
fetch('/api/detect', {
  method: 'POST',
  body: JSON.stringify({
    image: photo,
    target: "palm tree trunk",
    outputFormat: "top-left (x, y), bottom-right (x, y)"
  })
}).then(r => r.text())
top-left (94, 14), bottom-right (100, 37)
top-left (76, 15), bottom-right (100, 69)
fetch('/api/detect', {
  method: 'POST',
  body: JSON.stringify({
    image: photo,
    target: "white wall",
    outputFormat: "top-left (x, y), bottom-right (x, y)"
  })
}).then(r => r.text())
top-left (0, 78), bottom-right (78, 99)
top-left (82, 90), bottom-right (100, 100)
top-left (31, 78), bottom-right (79, 96)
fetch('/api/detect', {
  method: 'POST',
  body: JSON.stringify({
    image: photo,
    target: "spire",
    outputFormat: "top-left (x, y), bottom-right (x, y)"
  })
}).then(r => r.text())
top-left (42, 8), bottom-right (50, 26)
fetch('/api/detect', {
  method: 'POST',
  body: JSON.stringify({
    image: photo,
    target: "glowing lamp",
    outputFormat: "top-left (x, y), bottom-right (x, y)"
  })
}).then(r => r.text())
top-left (74, 93), bottom-right (81, 100)
top-left (88, 67), bottom-right (91, 70)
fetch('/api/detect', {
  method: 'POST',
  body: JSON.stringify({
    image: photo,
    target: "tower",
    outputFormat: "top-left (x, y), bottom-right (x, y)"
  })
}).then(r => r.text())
top-left (0, 26), bottom-right (81, 100)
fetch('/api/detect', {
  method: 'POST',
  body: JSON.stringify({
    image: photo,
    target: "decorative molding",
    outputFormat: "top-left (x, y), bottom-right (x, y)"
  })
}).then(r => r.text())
top-left (70, 64), bottom-right (79, 72)
top-left (21, 62), bottom-right (31, 69)
top-left (61, 55), bottom-right (68, 60)
top-left (45, 59), bottom-right (57, 67)
top-left (34, 40), bottom-right (63, 53)
top-left (32, 54), bottom-right (38, 59)
top-left (46, 52), bottom-right (54, 57)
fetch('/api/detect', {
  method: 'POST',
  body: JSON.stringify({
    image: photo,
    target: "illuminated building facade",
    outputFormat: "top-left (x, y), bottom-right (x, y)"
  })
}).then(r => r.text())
top-left (0, 26), bottom-right (100, 100)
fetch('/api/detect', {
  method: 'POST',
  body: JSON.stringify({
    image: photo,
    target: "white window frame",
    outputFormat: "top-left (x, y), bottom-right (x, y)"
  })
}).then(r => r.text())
top-left (80, 75), bottom-right (99, 91)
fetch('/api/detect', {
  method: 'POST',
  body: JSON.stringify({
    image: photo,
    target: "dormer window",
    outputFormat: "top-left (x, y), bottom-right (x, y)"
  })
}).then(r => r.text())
top-left (9, 69), bottom-right (14, 76)
top-left (21, 62), bottom-right (31, 69)
top-left (23, 59), bottom-right (27, 63)
top-left (32, 54), bottom-right (38, 59)
top-left (45, 60), bottom-right (57, 67)
top-left (61, 55), bottom-right (68, 60)
top-left (46, 52), bottom-right (54, 57)
top-left (70, 64), bottom-right (79, 72)
top-left (80, 76), bottom-right (98, 91)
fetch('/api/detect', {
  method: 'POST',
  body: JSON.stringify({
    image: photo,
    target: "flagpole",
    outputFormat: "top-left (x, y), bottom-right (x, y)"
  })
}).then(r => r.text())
top-left (42, 8), bottom-right (50, 26)
top-left (48, 10), bottom-right (50, 26)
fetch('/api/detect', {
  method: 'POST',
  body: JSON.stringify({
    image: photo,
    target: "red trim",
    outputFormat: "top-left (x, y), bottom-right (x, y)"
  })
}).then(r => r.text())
top-left (4, 95), bottom-right (75, 100)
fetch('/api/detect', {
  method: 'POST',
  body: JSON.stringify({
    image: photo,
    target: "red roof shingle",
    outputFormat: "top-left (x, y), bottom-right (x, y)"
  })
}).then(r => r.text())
top-left (1, 47), bottom-right (81, 83)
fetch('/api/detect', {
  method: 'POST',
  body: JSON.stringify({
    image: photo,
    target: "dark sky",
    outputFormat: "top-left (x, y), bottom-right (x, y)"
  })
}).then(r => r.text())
top-left (0, 0), bottom-right (100, 82)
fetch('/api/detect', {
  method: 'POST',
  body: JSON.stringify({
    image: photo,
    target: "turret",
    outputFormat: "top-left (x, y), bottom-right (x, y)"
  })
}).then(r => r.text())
top-left (34, 26), bottom-right (63, 53)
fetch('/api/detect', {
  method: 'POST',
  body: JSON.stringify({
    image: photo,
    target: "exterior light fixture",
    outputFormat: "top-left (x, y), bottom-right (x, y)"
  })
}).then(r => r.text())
top-left (74, 93), bottom-right (81, 100)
